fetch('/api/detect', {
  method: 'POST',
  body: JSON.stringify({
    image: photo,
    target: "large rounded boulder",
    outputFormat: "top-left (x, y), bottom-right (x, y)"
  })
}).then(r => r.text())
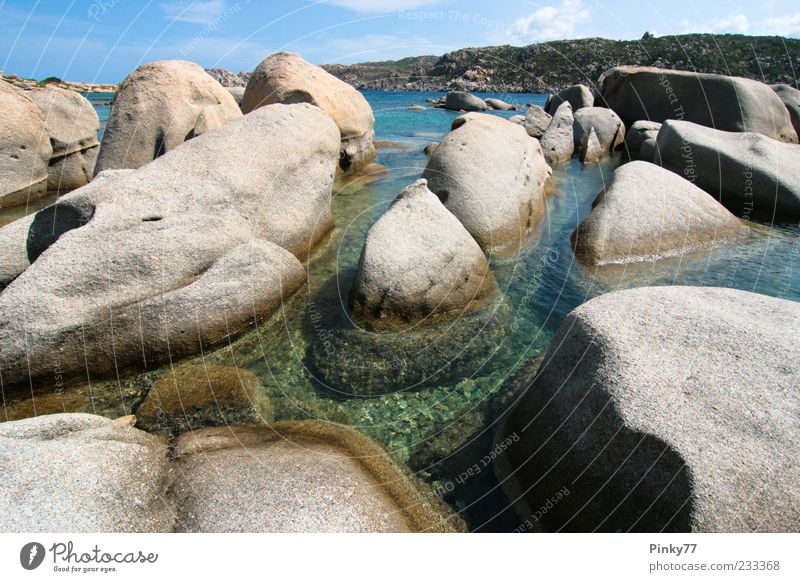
top-left (242, 51), bottom-right (376, 174)
top-left (771, 83), bottom-right (800, 136)
top-left (545, 84), bottom-right (593, 115)
top-left (495, 286), bottom-right (800, 532)
top-left (572, 106), bottom-right (625, 154)
top-left (422, 113), bottom-right (553, 256)
top-left (523, 104), bottom-right (551, 138)
top-left (94, 60), bottom-right (242, 174)
top-left (0, 80), bottom-right (52, 208)
top-left (572, 161), bottom-right (746, 265)
top-left (26, 86), bottom-right (100, 192)
top-left (656, 119), bottom-right (800, 221)
top-left (597, 66), bottom-right (798, 143)
top-left (0, 104), bottom-right (339, 391)
top-left (625, 120), bottom-right (661, 160)
top-left (540, 101), bottom-right (574, 164)
top-left (349, 179), bottom-right (497, 330)
top-left (443, 91), bottom-right (487, 112)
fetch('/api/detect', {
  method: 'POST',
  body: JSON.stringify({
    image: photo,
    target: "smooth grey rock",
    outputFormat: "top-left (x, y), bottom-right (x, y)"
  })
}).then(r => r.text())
top-left (572, 161), bottom-right (746, 264)
top-left (540, 102), bottom-right (574, 164)
top-left (0, 80), bottom-right (51, 208)
top-left (422, 113), bottom-right (553, 256)
top-left (625, 120), bottom-right (662, 159)
top-left (0, 104), bottom-right (338, 390)
top-left (597, 66), bottom-right (798, 143)
top-left (578, 127), bottom-right (603, 164)
top-left (656, 120), bottom-right (800, 221)
top-left (172, 423), bottom-right (464, 532)
top-left (509, 114), bottom-right (526, 126)
top-left (349, 179), bottom-right (497, 329)
top-left (95, 60), bottom-right (241, 174)
top-left (573, 106), bottom-right (625, 153)
top-left (226, 86), bottom-right (245, 106)
top-left (243, 52), bottom-right (376, 174)
top-left (545, 84), bottom-right (593, 115)
top-left (523, 104), bottom-right (552, 138)
top-left (771, 84), bottom-right (800, 136)
top-left (0, 414), bottom-right (174, 532)
top-left (496, 286), bottom-right (800, 532)
top-left (27, 86), bottom-right (100, 191)
top-left (485, 98), bottom-right (514, 110)
top-left (443, 91), bottom-right (487, 112)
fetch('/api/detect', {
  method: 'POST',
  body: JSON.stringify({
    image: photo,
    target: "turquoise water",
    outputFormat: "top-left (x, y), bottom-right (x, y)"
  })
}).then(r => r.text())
top-left (13, 91), bottom-right (800, 531)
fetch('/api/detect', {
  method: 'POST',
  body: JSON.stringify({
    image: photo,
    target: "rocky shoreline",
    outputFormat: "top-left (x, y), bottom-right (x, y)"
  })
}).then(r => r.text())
top-left (1, 46), bottom-right (799, 533)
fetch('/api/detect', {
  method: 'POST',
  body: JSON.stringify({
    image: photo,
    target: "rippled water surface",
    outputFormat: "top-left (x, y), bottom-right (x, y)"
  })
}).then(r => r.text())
top-left (4, 91), bottom-right (798, 531)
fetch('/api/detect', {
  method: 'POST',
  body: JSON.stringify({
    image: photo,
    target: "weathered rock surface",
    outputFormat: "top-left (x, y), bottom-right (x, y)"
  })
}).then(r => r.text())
top-left (572, 161), bottom-right (746, 264)
top-left (578, 128), bottom-right (603, 164)
top-left (597, 66), bottom-right (798, 143)
top-left (0, 80), bottom-right (52, 208)
top-left (496, 286), bottom-right (800, 532)
top-left (226, 86), bottom-right (245, 106)
top-left (95, 60), bottom-right (241, 174)
top-left (172, 422), bottom-right (464, 532)
top-left (625, 120), bottom-right (662, 159)
top-left (242, 52), bottom-right (376, 174)
top-left (0, 414), bottom-right (174, 532)
top-left (349, 179), bottom-right (497, 329)
top-left (26, 86), bottom-right (100, 191)
top-left (771, 83), bottom-right (800, 136)
top-left (545, 84), bottom-right (593, 115)
top-left (422, 113), bottom-right (553, 255)
top-left (573, 106), bottom-right (625, 153)
top-left (0, 104), bottom-right (338, 390)
top-left (656, 120), bottom-right (800, 221)
top-left (443, 91), bottom-right (487, 112)
top-left (136, 364), bottom-right (273, 433)
top-left (522, 104), bottom-right (551, 138)
top-left (485, 98), bottom-right (515, 110)
top-left (540, 102), bottom-right (574, 164)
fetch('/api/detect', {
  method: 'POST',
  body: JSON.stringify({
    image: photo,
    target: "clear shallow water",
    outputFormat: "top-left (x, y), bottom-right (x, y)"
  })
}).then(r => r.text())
top-left (4, 91), bottom-right (799, 531)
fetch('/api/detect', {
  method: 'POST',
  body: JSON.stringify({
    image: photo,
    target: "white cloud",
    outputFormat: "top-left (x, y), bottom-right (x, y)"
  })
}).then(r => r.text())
top-left (325, 0), bottom-right (439, 13)
top-left (679, 13), bottom-right (750, 34)
top-left (507, 0), bottom-right (591, 43)
top-left (755, 13), bottom-right (800, 36)
top-left (161, 0), bottom-right (229, 26)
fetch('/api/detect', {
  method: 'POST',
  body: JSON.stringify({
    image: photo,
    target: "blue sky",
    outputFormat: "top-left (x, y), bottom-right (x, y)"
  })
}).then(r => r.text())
top-left (1, 0), bottom-right (799, 82)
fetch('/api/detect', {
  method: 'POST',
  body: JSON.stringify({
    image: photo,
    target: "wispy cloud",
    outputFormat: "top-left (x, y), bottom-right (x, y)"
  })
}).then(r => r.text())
top-left (755, 12), bottom-right (800, 36)
top-left (507, 0), bottom-right (591, 43)
top-left (161, 0), bottom-right (229, 25)
top-left (324, 0), bottom-right (439, 14)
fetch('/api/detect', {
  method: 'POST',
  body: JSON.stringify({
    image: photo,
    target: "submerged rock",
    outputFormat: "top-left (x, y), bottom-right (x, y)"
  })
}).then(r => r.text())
top-left (656, 120), bottom-right (800, 221)
top-left (572, 161), bottom-right (746, 265)
top-left (444, 91), bottom-right (487, 112)
top-left (0, 414), bottom-right (174, 532)
top-left (597, 66), bottom-right (798, 143)
top-left (572, 106), bottom-right (625, 153)
top-left (27, 86), bottom-right (100, 192)
top-left (0, 80), bottom-right (51, 208)
top-left (349, 179), bottom-right (497, 330)
top-left (545, 84), bottom-right (593, 115)
top-left (95, 60), bottom-right (241, 174)
top-left (0, 104), bottom-right (337, 391)
top-left (136, 364), bottom-right (273, 433)
top-left (522, 104), bottom-right (551, 138)
top-left (540, 101), bottom-right (574, 164)
top-left (243, 52), bottom-right (376, 174)
top-left (422, 113), bottom-right (553, 256)
top-left (495, 286), bottom-right (800, 532)
top-left (625, 120), bottom-right (661, 159)
top-left (172, 422), bottom-right (465, 532)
